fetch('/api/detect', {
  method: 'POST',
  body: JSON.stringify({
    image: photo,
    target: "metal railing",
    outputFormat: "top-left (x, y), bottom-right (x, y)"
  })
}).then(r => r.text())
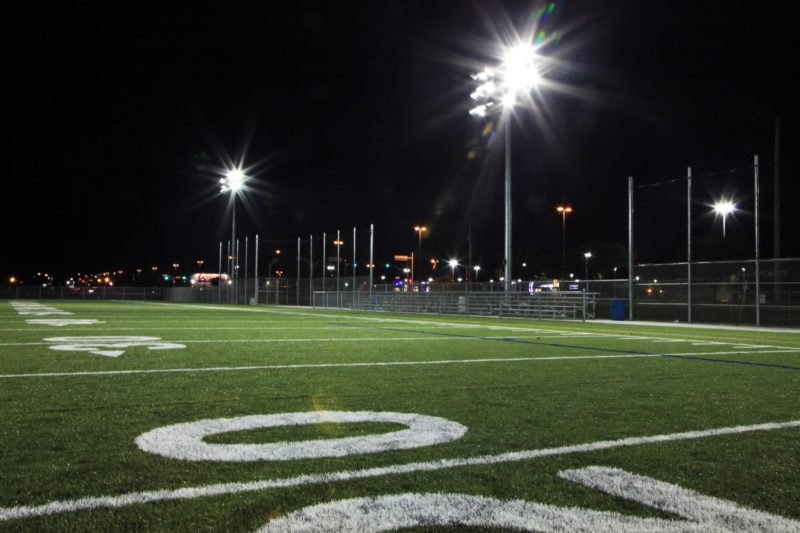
top-left (313, 290), bottom-right (594, 319)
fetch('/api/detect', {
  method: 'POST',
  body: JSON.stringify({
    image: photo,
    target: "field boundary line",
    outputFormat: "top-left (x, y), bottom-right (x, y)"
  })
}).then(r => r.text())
top-left (1, 418), bottom-right (798, 522)
top-left (1, 349), bottom-right (796, 379)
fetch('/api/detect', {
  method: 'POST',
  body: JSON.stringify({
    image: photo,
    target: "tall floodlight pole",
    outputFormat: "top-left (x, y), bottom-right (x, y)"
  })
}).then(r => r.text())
top-left (413, 226), bottom-right (427, 284)
top-left (469, 43), bottom-right (543, 294)
top-left (244, 236), bottom-right (249, 304)
top-left (556, 206), bottom-right (573, 276)
top-left (309, 235), bottom-right (313, 306)
top-left (218, 241), bottom-right (222, 303)
top-left (584, 252), bottom-right (592, 293)
top-left (220, 167), bottom-right (246, 304)
top-left (254, 234), bottom-right (259, 305)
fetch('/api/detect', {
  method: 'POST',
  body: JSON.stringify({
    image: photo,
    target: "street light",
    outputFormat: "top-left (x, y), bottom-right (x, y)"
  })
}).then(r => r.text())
top-left (469, 42), bottom-right (543, 294)
top-left (448, 259), bottom-right (458, 282)
top-left (413, 225), bottom-right (427, 283)
top-left (584, 252), bottom-right (592, 292)
top-left (473, 265), bottom-right (481, 282)
top-left (712, 200), bottom-right (735, 238)
top-left (556, 205), bottom-right (573, 275)
top-left (220, 167), bottom-right (247, 301)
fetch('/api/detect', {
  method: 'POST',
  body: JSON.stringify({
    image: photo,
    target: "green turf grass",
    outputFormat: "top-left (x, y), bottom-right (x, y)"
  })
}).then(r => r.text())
top-left (0, 300), bottom-right (798, 531)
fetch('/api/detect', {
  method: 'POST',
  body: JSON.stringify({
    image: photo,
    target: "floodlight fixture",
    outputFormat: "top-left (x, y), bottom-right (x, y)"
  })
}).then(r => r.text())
top-left (468, 39), bottom-right (545, 294)
top-left (712, 200), bottom-right (736, 238)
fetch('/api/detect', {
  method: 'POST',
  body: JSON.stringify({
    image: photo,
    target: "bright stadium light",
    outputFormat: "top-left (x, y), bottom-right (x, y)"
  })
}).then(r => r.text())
top-left (712, 200), bottom-right (736, 238)
top-left (468, 40), bottom-right (545, 294)
top-left (220, 166), bottom-right (248, 302)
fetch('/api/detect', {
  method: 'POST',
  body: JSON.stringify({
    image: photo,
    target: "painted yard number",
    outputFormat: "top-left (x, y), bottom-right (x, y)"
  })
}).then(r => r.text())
top-left (135, 411), bottom-right (800, 532)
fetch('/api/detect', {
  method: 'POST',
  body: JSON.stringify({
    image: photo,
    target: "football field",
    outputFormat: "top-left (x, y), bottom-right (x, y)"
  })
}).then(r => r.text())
top-left (1, 300), bottom-right (799, 531)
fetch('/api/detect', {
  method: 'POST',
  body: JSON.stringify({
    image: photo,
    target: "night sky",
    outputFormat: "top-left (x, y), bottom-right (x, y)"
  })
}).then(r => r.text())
top-left (3, 1), bottom-right (799, 283)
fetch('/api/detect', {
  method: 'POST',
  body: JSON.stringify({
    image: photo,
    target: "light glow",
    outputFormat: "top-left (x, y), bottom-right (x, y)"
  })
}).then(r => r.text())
top-left (713, 200), bottom-right (735, 216)
top-left (220, 168), bottom-right (246, 193)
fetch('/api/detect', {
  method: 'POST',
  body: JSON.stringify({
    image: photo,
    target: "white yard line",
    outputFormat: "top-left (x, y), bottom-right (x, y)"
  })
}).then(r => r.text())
top-left (1, 418), bottom-right (797, 522)
top-left (1, 349), bottom-right (795, 379)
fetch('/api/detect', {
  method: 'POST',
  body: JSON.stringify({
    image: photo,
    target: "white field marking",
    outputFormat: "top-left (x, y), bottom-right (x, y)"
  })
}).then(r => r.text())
top-left (8, 302), bottom-right (73, 316)
top-left (141, 302), bottom-right (800, 351)
top-left (1, 349), bottom-right (797, 380)
top-left (25, 319), bottom-right (104, 327)
top-left (44, 336), bottom-right (186, 358)
top-left (135, 411), bottom-right (467, 462)
top-left (0, 334), bottom-right (782, 352)
top-left (0, 325), bottom-right (485, 333)
top-left (560, 466), bottom-right (800, 532)
top-left (1, 419), bottom-right (798, 522)
top-left (258, 492), bottom-right (683, 532)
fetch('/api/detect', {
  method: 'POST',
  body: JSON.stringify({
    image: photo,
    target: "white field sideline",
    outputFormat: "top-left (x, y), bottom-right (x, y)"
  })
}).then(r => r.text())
top-left (0, 348), bottom-right (796, 379)
top-left (1, 418), bottom-right (798, 522)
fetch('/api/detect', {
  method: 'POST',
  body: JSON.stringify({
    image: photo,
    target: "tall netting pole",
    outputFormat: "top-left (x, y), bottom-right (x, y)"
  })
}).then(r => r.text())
top-left (755, 154), bottom-right (761, 326)
top-left (218, 241), bottom-right (222, 304)
top-left (322, 232), bottom-right (326, 294)
top-left (369, 224), bottom-right (374, 297)
top-left (297, 237), bottom-right (301, 306)
top-left (244, 236), bottom-right (249, 304)
top-left (352, 227), bottom-right (357, 304)
top-left (687, 167), bottom-right (692, 323)
top-left (336, 229), bottom-right (341, 308)
top-left (628, 176), bottom-right (634, 321)
top-left (309, 234), bottom-right (313, 307)
top-left (254, 234), bottom-right (259, 305)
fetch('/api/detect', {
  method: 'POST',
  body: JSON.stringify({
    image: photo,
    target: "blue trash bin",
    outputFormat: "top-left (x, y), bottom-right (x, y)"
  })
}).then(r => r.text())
top-left (611, 299), bottom-right (626, 320)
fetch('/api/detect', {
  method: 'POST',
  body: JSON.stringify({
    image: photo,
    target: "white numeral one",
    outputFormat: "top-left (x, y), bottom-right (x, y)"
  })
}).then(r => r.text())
top-left (135, 411), bottom-right (467, 462)
top-left (259, 467), bottom-right (800, 532)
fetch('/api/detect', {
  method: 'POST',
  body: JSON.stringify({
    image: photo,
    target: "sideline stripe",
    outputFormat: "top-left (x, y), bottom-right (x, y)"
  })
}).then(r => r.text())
top-left (1, 419), bottom-right (798, 522)
top-left (663, 353), bottom-right (800, 371)
top-left (0, 349), bottom-right (795, 379)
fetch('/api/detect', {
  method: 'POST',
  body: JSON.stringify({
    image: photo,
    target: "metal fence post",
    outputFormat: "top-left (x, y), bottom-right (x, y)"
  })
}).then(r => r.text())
top-left (582, 289), bottom-right (587, 322)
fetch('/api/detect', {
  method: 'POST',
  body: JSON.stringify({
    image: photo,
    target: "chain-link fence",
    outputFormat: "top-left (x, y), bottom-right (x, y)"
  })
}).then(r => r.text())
top-left (585, 257), bottom-right (800, 326)
top-left (0, 286), bottom-right (163, 301)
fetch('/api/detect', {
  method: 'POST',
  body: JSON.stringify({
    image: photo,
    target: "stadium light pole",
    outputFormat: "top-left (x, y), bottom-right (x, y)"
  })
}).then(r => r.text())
top-left (413, 226), bottom-right (427, 283)
top-left (556, 205), bottom-right (573, 275)
top-left (584, 252), bottom-right (592, 292)
top-left (712, 200), bottom-right (735, 238)
top-left (220, 167), bottom-right (246, 301)
top-left (469, 42), bottom-right (543, 294)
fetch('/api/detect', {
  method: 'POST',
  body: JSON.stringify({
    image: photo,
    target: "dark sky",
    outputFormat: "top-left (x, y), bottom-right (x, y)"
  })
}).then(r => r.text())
top-left (2, 1), bottom-right (799, 281)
